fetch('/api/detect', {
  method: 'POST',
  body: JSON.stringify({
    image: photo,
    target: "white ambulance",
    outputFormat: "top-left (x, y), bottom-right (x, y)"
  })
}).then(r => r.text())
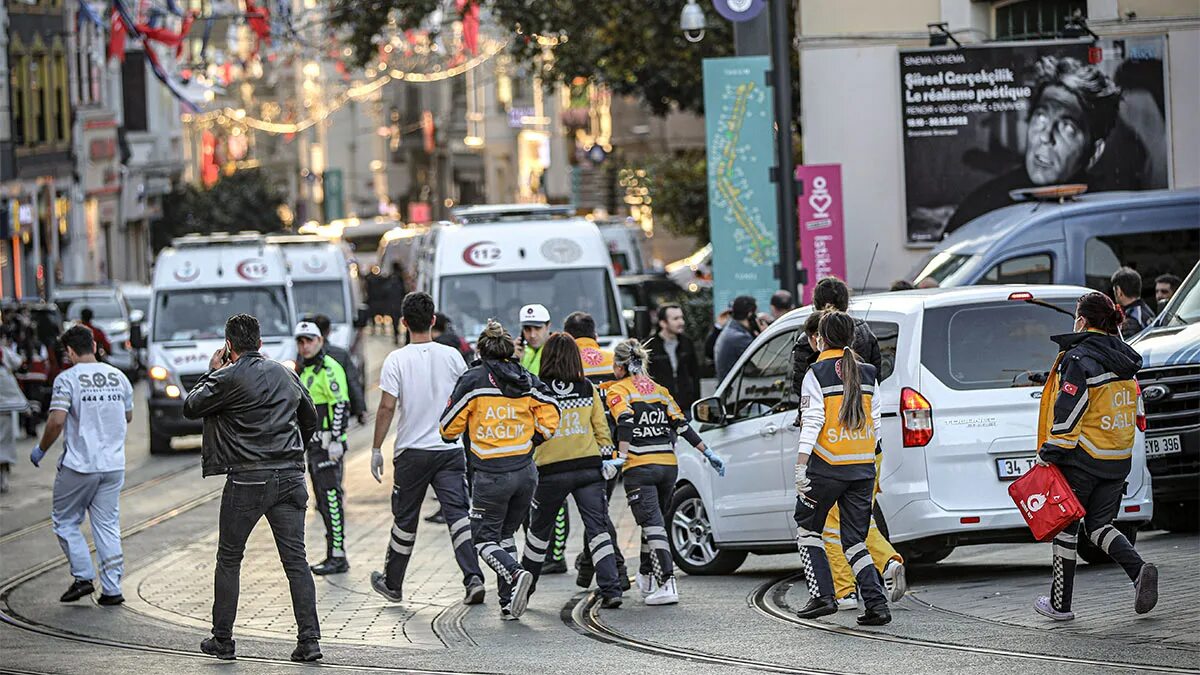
top-left (417, 206), bottom-right (627, 347)
top-left (267, 234), bottom-right (364, 352)
top-left (145, 233), bottom-right (298, 454)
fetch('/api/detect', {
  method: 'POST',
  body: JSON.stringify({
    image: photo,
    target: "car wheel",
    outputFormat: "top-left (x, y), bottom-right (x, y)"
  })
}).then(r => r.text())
top-left (149, 428), bottom-right (172, 455)
top-left (668, 483), bottom-right (747, 575)
top-left (1078, 522), bottom-right (1140, 565)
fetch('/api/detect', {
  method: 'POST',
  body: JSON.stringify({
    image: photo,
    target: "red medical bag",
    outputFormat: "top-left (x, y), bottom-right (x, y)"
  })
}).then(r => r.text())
top-left (1008, 463), bottom-right (1086, 542)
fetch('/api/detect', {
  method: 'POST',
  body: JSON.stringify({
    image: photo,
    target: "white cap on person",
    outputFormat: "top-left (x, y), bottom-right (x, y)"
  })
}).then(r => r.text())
top-left (294, 321), bottom-right (321, 339)
top-left (519, 304), bottom-right (551, 326)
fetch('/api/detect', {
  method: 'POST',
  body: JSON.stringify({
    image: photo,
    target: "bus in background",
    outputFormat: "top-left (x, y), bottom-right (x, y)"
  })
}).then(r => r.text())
top-left (418, 205), bottom-right (627, 348)
top-left (145, 233), bottom-right (298, 454)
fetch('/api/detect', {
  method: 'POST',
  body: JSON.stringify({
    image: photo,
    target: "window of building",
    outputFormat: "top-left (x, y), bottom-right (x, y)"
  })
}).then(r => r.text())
top-left (122, 51), bottom-right (149, 132)
top-left (11, 37), bottom-right (27, 146)
top-left (994, 0), bottom-right (1086, 40)
top-left (30, 47), bottom-right (47, 144)
top-left (53, 40), bottom-right (69, 142)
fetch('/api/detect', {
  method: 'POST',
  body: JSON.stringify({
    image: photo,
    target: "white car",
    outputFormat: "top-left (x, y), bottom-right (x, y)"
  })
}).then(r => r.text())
top-left (670, 285), bottom-right (1153, 574)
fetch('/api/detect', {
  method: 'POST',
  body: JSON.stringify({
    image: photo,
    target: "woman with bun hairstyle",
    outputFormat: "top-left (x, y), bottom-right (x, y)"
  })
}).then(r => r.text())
top-left (1034, 292), bottom-right (1157, 621)
top-left (440, 320), bottom-right (560, 621)
top-left (519, 333), bottom-right (625, 608)
top-left (605, 338), bottom-right (724, 606)
top-left (792, 310), bottom-right (891, 626)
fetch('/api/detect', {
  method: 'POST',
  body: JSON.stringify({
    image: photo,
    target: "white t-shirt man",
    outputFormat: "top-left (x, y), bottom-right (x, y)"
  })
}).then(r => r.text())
top-left (49, 363), bottom-right (134, 473)
top-left (378, 341), bottom-right (467, 455)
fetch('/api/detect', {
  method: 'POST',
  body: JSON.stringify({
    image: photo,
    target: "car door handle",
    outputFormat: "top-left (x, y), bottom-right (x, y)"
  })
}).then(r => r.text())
top-left (758, 424), bottom-right (779, 437)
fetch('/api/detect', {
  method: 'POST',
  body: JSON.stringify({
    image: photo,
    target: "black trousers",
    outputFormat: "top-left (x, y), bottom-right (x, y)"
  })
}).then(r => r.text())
top-left (307, 448), bottom-right (346, 560)
top-left (522, 467), bottom-right (622, 598)
top-left (1050, 465), bottom-right (1146, 612)
top-left (576, 473), bottom-right (627, 578)
top-left (793, 474), bottom-right (888, 611)
top-left (623, 464), bottom-right (677, 583)
top-left (384, 449), bottom-right (483, 592)
top-left (471, 462), bottom-right (538, 607)
top-left (213, 469), bottom-right (319, 641)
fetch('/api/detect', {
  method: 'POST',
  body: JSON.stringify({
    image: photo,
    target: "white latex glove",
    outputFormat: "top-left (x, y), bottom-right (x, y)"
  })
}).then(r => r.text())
top-left (794, 463), bottom-right (811, 495)
top-left (328, 441), bottom-right (345, 461)
top-left (370, 448), bottom-right (384, 483)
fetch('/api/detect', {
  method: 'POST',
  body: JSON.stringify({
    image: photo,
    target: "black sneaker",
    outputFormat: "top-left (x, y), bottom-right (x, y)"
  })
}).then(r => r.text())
top-left (575, 561), bottom-right (595, 589)
top-left (311, 558), bottom-right (350, 575)
top-left (60, 579), bottom-right (94, 602)
top-left (98, 593), bottom-right (125, 606)
top-left (463, 577), bottom-right (485, 606)
top-left (542, 557), bottom-right (568, 575)
top-left (200, 636), bottom-right (236, 660)
top-left (1134, 563), bottom-right (1158, 615)
top-left (370, 571), bottom-right (402, 602)
top-left (424, 511), bottom-right (446, 524)
top-left (291, 639), bottom-right (322, 662)
top-left (600, 595), bottom-right (623, 609)
top-left (617, 566), bottom-right (632, 591)
top-left (796, 596), bottom-right (838, 620)
top-left (857, 607), bottom-right (892, 626)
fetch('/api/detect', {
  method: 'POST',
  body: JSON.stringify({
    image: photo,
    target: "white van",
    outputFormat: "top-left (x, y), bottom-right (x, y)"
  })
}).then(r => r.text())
top-left (146, 233), bottom-right (299, 454)
top-left (672, 285), bottom-right (1153, 573)
top-left (268, 235), bottom-right (363, 352)
top-left (417, 213), bottom-right (627, 347)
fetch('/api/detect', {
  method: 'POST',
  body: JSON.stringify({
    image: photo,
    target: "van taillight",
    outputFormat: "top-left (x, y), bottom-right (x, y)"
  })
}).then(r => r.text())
top-left (901, 387), bottom-right (933, 447)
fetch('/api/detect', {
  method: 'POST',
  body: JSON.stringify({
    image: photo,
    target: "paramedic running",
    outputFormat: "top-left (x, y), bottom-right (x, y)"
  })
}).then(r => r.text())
top-left (793, 310), bottom-right (891, 626)
top-left (520, 334), bottom-right (624, 608)
top-left (606, 339), bottom-right (724, 606)
top-left (295, 321), bottom-right (352, 575)
top-left (1034, 292), bottom-right (1158, 621)
top-left (796, 311), bottom-right (906, 611)
top-left (32, 325), bottom-right (133, 606)
top-left (440, 320), bottom-right (560, 620)
top-left (368, 292), bottom-right (486, 605)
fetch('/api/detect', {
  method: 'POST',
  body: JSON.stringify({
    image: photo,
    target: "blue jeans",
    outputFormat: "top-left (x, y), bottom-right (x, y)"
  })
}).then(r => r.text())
top-left (212, 468), bottom-right (319, 641)
top-left (52, 467), bottom-right (124, 595)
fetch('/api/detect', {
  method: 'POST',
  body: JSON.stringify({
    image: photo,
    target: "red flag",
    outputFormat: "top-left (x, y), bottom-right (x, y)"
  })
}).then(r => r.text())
top-left (108, 13), bottom-right (127, 63)
top-left (457, 0), bottom-right (479, 55)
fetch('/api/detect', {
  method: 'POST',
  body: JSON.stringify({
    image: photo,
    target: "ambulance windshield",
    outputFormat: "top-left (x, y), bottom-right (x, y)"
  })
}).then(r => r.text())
top-left (154, 287), bottom-right (291, 341)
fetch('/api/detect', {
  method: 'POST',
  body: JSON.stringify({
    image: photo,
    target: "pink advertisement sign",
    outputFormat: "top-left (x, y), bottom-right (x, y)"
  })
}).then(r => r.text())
top-left (795, 164), bottom-right (846, 305)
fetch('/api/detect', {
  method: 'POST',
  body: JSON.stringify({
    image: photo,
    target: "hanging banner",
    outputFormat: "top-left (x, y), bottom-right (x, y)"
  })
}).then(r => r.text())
top-left (899, 36), bottom-right (1169, 243)
top-left (703, 56), bottom-right (778, 317)
top-left (795, 164), bottom-right (846, 305)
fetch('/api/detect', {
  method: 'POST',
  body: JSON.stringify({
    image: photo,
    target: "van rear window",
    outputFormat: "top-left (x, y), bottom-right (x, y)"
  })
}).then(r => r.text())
top-left (921, 299), bottom-right (1076, 390)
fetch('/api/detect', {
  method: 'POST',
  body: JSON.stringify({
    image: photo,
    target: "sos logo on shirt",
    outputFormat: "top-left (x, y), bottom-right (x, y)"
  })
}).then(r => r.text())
top-left (81, 372), bottom-right (124, 388)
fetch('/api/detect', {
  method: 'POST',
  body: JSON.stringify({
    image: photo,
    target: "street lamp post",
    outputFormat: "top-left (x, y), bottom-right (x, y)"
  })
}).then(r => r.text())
top-left (768, 0), bottom-right (799, 299)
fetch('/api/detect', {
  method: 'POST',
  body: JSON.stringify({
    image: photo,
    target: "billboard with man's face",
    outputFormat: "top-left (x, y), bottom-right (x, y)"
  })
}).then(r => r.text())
top-left (899, 37), bottom-right (1169, 244)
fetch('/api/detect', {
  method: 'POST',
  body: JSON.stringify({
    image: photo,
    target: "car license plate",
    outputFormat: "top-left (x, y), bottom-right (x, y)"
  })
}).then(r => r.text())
top-left (1146, 435), bottom-right (1182, 457)
top-left (996, 456), bottom-right (1037, 481)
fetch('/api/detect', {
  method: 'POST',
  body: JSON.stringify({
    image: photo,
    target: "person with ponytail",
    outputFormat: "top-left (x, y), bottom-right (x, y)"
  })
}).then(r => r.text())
top-left (1033, 292), bottom-right (1157, 621)
top-left (606, 338), bottom-right (723, 606)
top-left (792, 310), bottom-right (891, 625)
top-left (440, 320), bottom-right (561, 621)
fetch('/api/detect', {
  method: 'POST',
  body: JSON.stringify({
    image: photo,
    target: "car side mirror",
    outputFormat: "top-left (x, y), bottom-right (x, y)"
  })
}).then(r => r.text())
top-left (130, 324), bottom-right (146, 350)
top-left (354, 305), bottom-right (370, 329)
top-left (692, 396), bottom-right (725, 425)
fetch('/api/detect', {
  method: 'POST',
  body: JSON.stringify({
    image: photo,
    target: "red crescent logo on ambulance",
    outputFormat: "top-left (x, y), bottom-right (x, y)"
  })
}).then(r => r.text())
top-left (463, 242), bottom-right (501, 268)
top-left (174, 261), bottom-right (200, 282)
top-left (237, 259), bottom-right (269, 281)
top-left (302, 256), bottom-right (327, 273)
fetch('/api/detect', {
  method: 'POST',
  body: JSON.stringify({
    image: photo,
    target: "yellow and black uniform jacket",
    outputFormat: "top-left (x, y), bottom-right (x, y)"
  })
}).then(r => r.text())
top-left (534, 378), bottom-right (613, 474)
top-left (795, 350), bottom-right (881, 482)
top-left (440, 357), bottom-right (561, 473)
top-left (1037, 331), bottom-right (1143, 480)
top-left (607, 374), bottom-right (703, 471)
top-left (574, 337), bottom-right (615, 384)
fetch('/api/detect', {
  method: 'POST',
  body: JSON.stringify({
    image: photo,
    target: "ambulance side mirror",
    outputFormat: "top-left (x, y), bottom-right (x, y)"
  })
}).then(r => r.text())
top-left (131, 324), bottom-right (146, 350)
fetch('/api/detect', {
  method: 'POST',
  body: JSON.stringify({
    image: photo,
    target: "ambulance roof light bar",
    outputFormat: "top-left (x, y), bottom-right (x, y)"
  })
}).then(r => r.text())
top-left (171, 232), bottom-right (267, 248)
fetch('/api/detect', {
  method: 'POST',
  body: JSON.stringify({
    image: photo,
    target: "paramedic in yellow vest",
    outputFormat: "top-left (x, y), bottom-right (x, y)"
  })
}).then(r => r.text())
top-left (606, 339), bottom-right (724, 606)
top-left (1033, 292), bottom-right (1157, 621)
top-left (792, 311), bottom-right (891, 626)
top-left (440, 320), bottom-right (560, 621)
top-left (797, 311), bottom-right (906, 610)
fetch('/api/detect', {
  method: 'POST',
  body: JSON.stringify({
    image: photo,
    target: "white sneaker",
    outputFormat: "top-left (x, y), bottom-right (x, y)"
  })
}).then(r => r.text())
top-left (836, 592), bottom-right (859, 611)
top-left (636, 573), bottom-right (658, 597)
top-left (508, 570), bottom-right (534, 618)
top-left (644, 576), bottom-right (679, 606)
top-left (882, 559), bottom-right (907, 602)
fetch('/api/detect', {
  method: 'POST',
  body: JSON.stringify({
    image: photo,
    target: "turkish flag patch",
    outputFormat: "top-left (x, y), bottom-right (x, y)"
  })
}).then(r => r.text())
top-left (1062, 382), bottom-right (1078, 396)
top-left (609, 395), bottom-right (622, 409)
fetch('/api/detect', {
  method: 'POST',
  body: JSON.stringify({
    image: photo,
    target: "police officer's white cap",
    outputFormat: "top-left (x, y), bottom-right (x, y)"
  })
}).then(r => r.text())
top-left (519, 304), bottom-right (551, 326)
top-left (294, 321), bottom-right (322, 339)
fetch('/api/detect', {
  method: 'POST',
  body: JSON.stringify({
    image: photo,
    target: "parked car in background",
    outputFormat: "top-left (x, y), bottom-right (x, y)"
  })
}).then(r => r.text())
top-left (1130, 261), bottom-right (1200, 533)
top-left (671, 285), bottom-right (1152, 574)
top-left (596, 217), bottom-right (648, 276)
top-left (52, 285), bottom-right (139, 376)
top-left (666, 243), bottom-right (713, 293)
top-left (911, 188), bottom-right (1199, 306)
